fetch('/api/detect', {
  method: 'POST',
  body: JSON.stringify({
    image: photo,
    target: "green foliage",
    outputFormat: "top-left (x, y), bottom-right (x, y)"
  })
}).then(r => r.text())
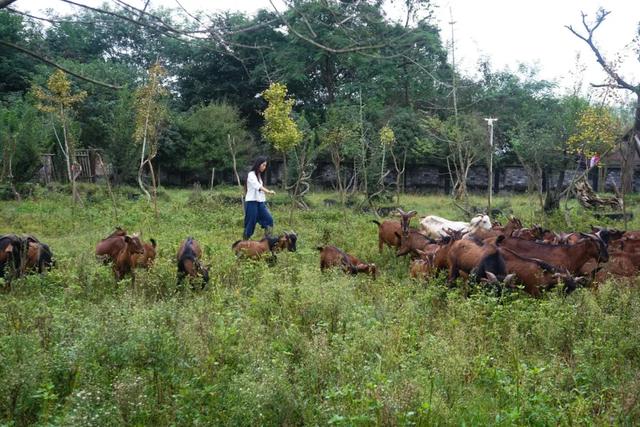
top-left (261, 82), bottom-right (303, 153)
top-left (0, 98), bottom-right (44, 183)
top-left (180, 102), bottom-right (252, 174)
top-left (0, 11), bottom-right (39, 97)
top-left (318, 105), bottom-right (360, 159)
top-left (1, 188), bottom-right (640, 425)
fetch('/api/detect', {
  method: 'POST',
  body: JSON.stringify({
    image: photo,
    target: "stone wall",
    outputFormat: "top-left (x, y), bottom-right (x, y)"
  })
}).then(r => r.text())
top-left (162, 160), bottom-right (640, 193)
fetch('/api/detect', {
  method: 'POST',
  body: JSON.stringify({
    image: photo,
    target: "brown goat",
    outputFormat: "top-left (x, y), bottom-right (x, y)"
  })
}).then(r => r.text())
top-left (395, 230), bottom-right (436, 258)
top-left (431, 229), bottom-right (464, 271)
top-left (95, 227), bottom-right (129, 262)
top-left (498, 234), bottom-right (608, 275)
top-left (24, 239), bottom-right (54, 274)
top-left (446, 235), bottom-right (509, 283)
top-left (410, 253), bottom-right (435, 280)
top-left (487, 216), bottom-right (523, 237)
top-left (581, 249), bottom-right (637, 281)
top-left (372, 220), bottom-right (402, 253)
top-left (232, 232), bottom-right (297, 260)
top-left (131, 238), bottom-right (157, 268)
top-left (113, 234), bottom-right (144, 281)
top-left (317, 245), bottom-right (377, 279)
top-left (396, 208), bottom-right (418, 238)
top-left (177, 237), bottom-right (209, 287)
top-left (499, 246), bottom-right (578, 297)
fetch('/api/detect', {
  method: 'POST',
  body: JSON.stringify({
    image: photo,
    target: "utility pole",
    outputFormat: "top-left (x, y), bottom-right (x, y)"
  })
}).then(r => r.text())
top-left (449, 8), bottom-right (458, 121)
top-left (484, 117), bottom-right (497, 214)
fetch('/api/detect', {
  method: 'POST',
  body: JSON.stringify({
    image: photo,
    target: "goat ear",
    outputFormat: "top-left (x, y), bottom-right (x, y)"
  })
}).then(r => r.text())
top-left (395, 232), bottom-right (401, 239)
top-left (496, 235), bottom-right (505, 245)
top-left (124, 235), bottom-right (132, 243)
top-left (408, 210), bottom-right (417, 217)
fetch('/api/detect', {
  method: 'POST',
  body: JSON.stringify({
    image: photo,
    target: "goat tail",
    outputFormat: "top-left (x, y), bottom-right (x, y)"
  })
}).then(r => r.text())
top-left (371, 220), bottom-right (381, 226)
top-left (316, 246), bottom-right (325, 251)
top-left (231, 240), bottom-right (242, 250)
top-left (150, 238), bottom-right (157, 247)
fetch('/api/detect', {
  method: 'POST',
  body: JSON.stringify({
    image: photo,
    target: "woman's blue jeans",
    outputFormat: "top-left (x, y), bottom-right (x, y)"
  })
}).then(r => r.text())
top-left (243, 201), bottom-right (274, 239)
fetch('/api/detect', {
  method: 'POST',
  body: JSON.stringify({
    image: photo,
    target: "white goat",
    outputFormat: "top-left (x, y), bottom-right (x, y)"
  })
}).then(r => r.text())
top-left (419, 214), bottom-right (491, 240)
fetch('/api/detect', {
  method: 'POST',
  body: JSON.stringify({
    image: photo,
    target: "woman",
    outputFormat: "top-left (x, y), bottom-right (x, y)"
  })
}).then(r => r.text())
top-left (243, 156), bottom-right (276, 239)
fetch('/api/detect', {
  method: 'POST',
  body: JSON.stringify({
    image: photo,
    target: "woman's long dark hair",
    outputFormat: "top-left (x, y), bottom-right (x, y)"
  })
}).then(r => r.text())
top-left (250, 156), bottom-right (269, 183)
top-left (244, 156), bottom-right (268, 194)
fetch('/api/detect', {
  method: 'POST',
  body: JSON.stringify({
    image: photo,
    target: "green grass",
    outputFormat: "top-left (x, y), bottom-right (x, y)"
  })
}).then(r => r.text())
top-left (0, 184), bottom-right (639, 426)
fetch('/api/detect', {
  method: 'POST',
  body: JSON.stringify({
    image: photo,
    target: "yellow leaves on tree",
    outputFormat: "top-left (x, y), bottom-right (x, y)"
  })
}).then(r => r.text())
top-left (133, 62), bottom-right (168, 212)
top-left (133, 62), bottom-right (168, 158)
top-left (567, 106), bottom-right (620, 159)
top-left (33, 69), bottom-right (87, 114)
top-left (32, 70), bottom-right (86, 205)
top-left (261, 82), bottom-right (302, 152)
top-left (379, 125), bottom-right (395, 146)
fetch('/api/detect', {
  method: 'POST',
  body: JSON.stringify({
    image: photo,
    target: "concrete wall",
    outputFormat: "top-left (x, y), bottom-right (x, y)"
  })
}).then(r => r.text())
top-left (160, 161), bottom-right (640, 193)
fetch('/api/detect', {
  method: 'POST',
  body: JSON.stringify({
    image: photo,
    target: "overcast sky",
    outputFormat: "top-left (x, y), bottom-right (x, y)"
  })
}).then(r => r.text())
top-left (12, 0), bottom-right (640, 97)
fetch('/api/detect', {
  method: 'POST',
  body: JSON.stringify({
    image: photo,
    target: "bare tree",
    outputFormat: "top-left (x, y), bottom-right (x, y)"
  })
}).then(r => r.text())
top-left (566, 9), bottom-right (640, 193)
top-left (227, 134), bottom-right (245, 207)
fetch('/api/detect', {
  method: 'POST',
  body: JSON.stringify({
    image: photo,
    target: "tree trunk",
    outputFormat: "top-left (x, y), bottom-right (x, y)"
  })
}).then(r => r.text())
top-left (138, 105), bottom-right (152, 201)
top-left (359, 89), bottom-right (369, 196)
top-left (332, 147), bottom-right (344, 205)
top-left (282, 151), bottom-right (288, 192)
top-left (227, 135), bottom-right (244, 208)
top-left (60, 107), bottom-right (81, 204)
top-left (544, 169), bottom-right (565, 212)
top-left (148, 158), bottom-right (159, 219)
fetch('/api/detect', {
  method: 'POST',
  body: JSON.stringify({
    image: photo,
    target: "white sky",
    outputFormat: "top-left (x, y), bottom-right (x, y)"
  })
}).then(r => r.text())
top-left (12, 0), bottom-right (640, 97)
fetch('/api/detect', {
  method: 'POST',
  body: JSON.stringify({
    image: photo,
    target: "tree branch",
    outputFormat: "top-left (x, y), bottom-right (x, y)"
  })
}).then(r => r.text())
top-left (268, 0), bottom-right (385, 54)
top-left (0, 0), bottom-right (18, 9)
top-left (0, 39), bottom-right (123, 90)
top-left (566, 9), bottom-right (639, 93)
top-left (7, 7), bottom-right (101, 25)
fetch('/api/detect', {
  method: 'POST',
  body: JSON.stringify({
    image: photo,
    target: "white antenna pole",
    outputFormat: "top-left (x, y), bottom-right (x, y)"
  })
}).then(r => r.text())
top-left (484, 117), bottom-right (498, 214)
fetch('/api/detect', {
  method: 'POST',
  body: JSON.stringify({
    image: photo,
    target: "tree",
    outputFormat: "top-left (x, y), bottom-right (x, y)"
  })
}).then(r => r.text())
top-left (318, 105), bottom-right (359, 205)
top-left (0, 105), bottom-right (21, 199)
top-left (260, 82), bottom-right (303, 190)
top-left (511, 125), bottom-right (564, 214)
top-left (566, 8), bottom-right (640, 195)
top-left (32, 69), bottom-right (87, 204)
top-left (421, 113), bottom-right (485, 200)
top-left (133, 62), bottom-right (168, 217)
top-left (180, 102), bottom-right (252, 178)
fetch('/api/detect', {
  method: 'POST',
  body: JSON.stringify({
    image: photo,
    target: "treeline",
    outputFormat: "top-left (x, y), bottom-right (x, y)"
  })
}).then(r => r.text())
top-left (0, 1), bottom-right (635, 207)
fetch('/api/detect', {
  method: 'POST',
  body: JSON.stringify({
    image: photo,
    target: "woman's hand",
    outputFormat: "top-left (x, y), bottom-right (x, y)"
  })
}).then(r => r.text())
top-left (267, 189), bottom-right (276, 195)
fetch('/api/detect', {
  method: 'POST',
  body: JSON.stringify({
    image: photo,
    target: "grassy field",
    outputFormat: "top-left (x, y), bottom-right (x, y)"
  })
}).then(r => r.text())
top-left (1, 184), bottom-right (639, 426)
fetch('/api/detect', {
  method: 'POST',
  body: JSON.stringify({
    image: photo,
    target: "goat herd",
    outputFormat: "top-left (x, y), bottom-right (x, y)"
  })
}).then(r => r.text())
top-left (1, 207), bottom-right (638, 296)
top-left (0, 228), bottom-right (299, 289)
top-left (370, 208), bottom-right (636, 296)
